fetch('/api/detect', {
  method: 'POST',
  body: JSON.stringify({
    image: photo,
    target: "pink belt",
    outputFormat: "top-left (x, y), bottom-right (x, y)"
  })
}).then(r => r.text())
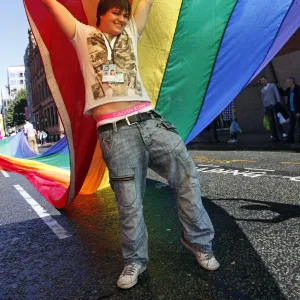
top-left (95, 102), bottom-right (151, 125)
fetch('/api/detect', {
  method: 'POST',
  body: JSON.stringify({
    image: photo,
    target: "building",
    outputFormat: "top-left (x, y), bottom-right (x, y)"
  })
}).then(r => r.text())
top-left (0, 86), bottom-right (10, 115)
top-left (26, 30), bottom-right (64, 141)
top-left (7, 66), bottom-right (26, 101)
top-left (24, 38), bottom-right (34, 124)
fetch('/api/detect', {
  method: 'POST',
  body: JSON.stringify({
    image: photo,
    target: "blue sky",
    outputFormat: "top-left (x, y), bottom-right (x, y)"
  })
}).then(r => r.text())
top-left (0, 1), bottom-right (29, 88)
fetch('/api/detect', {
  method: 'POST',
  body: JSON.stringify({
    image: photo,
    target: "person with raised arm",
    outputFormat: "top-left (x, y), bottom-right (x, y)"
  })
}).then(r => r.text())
top-left (41, 0), bottom-right (219, 289)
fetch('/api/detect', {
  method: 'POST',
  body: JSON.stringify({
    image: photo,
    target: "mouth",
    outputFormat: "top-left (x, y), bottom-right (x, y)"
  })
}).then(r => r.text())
top-left (114, 23), bottom-right (124, 29)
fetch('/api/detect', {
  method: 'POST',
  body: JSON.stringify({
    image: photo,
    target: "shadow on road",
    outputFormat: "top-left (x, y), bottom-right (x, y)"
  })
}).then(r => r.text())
top-left (212, 198), bottom-right (300, 223)
top-left (0, 179), bottom-right (288, 300)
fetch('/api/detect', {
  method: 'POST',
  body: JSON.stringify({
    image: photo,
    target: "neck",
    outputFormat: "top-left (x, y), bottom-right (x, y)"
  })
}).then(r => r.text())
top-left (98, 25), bottom-right (118, 38)
top-left (103, 32), bottom-right (114, 41)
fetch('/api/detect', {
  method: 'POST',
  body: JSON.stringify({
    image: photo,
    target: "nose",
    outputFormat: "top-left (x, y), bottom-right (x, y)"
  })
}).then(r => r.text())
top-left (118, 15), bottom-right (126, 24)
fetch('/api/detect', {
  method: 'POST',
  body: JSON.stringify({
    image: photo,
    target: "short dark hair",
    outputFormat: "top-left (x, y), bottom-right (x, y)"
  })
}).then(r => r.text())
top-left (96, 0), bottom-right (131, 27)
top-left (287, 77), bottom-right (296, 83)
top-left (260, 76), bottom-right (267, 80)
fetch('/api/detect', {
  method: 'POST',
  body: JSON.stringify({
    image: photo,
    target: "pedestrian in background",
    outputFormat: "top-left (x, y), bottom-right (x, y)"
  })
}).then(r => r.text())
top-left (222, 101), bottom-right (240, 143)
top-left (37, 130), bottom-right (42, 145)
top-left (24, 120), bottom-right (38, 153)
top-left (278, 77), bottom-right (300, 143)
top-left (260, 76), bottom-right (287, 142)
top-left (42, 130), bottom-right (48, 145)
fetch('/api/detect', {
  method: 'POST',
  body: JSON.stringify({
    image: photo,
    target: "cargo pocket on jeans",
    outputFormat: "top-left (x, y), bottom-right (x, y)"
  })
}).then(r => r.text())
top-left (109, 168), bottom-right (137, 207)
top-left (99, 130), bottom-right (115, 160)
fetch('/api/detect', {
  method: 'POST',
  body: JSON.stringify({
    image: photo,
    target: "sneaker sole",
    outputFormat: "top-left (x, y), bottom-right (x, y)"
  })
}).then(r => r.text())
top-left (180, 238), bottom-right (219, 271)
top-left (117, 265), bottom-right (147, 289)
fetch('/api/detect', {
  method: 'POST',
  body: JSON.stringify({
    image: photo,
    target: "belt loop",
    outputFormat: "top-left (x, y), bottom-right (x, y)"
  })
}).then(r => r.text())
top-left (113, 122), bottom-right (118, 133)
top-left (147, 110), bottom-right (154, 120)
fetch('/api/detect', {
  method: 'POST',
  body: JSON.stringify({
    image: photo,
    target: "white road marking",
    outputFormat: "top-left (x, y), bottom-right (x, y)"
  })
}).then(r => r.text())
top-left (245, 168), bottom-right (275, 172)
top-left (1, 170), bottom-right (10, 177)
top-left (14, 185), bottom-right (71, 239)
top-left (196, 165), bottom-right (300, 182)
top-left (196, 164), bottom-right (220, 168)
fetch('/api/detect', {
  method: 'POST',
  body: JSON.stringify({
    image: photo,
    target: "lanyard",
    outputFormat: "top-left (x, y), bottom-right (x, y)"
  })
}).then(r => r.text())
top-left (102, 33), bottom-right (118, 64)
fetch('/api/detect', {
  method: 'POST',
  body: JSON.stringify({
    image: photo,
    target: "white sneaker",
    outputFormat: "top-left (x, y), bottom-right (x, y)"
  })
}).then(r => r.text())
top-left (282, 133), bottom-right (287, 138)
top-left (117, 263), bottom-right (147, 289)
top-left (181, 237), bottom-right (220, 271)
top-left (227, 139), bottom-right (237, 144)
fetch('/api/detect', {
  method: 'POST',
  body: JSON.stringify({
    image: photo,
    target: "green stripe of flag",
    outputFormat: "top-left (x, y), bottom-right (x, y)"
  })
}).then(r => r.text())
top-left (156, 0), bottom-right (238, 139)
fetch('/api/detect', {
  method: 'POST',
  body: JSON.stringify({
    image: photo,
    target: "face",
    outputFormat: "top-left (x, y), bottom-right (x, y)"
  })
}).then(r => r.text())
top-left (286, 79), bottom-right (294, 88)
top-left (260, 78), bottom-right (267, 86)
top-left (100, 8), bottom-right (129, 35)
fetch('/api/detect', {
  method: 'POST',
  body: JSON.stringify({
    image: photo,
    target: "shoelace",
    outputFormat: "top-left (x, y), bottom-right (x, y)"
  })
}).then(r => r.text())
top-left (122, 264), bottom-right (139, 276)
top-left (198, 252), bottom-right (213, 261)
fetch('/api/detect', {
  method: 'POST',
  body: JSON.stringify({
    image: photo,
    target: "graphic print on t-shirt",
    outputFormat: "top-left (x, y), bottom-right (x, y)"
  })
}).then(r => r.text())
top-left (87, 27), bottom-right (142, 100)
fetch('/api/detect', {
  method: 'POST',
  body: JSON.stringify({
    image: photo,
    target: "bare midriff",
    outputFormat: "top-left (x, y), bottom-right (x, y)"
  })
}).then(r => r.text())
top-left (92, 100), bottom-right (148, 119)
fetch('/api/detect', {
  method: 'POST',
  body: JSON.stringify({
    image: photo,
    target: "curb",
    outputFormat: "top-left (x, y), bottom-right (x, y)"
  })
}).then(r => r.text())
top-left (187, 142), bottom-right (300, 152)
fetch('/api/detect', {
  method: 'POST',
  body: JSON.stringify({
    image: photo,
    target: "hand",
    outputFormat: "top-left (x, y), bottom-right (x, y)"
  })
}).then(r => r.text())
top-left (296, 113), bottom-right (300, 118)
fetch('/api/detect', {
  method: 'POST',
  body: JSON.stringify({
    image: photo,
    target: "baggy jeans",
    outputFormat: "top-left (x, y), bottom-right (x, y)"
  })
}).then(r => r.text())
top-left (99, 117), bottom-right (215, 266)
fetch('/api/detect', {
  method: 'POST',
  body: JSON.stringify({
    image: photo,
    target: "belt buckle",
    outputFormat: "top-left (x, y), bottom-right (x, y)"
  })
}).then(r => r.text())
top-left (125, 116), bottom-right (137, 126)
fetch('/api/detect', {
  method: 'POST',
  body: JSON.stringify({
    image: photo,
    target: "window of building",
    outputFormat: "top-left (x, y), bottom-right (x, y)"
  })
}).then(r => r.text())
top-left (50, 106), bottom-right (54, 126)
top-left (40, 84), bottom-right (43, 102)
top-left (43, 82), bottom-right (47, 99)
top-left (10, 79), bottom-right (17, 85)
top-left (54, 107), bottom-right (58, 125)
top-left (44, 110), bottom-right (47, 127)
top-left (35, 114), bottom-right (39, 129)
top-left (47, 107), bottom-right (50, 126)
top-left (19, 72), bottom-right (24, 77)
top-left (9, 73), bottom-right (16, 78)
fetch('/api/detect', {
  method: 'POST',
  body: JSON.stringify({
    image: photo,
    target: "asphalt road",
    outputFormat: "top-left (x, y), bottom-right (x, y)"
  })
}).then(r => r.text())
top-left (0, 150), bottom-right (299, 300)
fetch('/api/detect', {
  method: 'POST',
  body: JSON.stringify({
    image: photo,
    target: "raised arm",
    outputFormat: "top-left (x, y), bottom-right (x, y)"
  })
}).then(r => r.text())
top-left (41, 0), bottom-right (76, 40)
top-left (278, 85), bottom-right (289, 97)
top-left (133, 0), bottom-right (154, 36)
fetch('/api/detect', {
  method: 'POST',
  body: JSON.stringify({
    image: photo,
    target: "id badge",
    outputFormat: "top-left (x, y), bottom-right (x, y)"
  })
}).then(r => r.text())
top-left (115, 72), bottom-right (125, 83)
top-left (102, 64), bottom-right (117, 83)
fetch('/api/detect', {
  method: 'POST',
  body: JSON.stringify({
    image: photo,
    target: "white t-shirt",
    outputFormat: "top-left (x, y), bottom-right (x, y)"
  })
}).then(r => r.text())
top-left (71, 18), bottom-right (150, 115)
top-left (24, 123), bottom-right (35, 138)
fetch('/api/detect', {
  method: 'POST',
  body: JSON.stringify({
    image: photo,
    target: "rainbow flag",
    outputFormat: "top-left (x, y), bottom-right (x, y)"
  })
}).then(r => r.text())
top-left (1, 0), bottom-right (299, 208)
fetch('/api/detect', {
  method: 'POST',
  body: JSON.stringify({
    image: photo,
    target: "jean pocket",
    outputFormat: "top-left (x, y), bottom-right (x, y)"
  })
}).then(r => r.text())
top-left (109, 168), bottom-right (137, 208)
top-left (99, 130), bottom-right (115, 159)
